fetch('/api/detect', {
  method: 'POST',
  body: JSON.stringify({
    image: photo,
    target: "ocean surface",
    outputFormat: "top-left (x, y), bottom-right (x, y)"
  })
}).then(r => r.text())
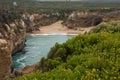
top-left (12, 34), bottom-right (75, 70)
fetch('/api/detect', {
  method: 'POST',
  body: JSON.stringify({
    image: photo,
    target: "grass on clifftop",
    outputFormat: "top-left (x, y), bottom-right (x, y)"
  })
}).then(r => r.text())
top-left (15, 21), bottom-right (120, 80)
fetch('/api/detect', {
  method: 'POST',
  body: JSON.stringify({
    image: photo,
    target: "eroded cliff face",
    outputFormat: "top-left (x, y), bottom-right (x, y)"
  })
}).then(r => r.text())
top-left (1, 9), bottom-right (120, 79)
top-left (22, 13), bottom-right (60, 33)
top-left (0, 39), bottom-right (11, 80)
top-left (62, 11), bottom-right (103, 29)
top-left (0, 11), bottom-right (59, 79)
top-left (63, 10), bottom-right (120, 29)
top-left (0, 12), bottom-right (26, 79)
top-left (10, 20), bottom-right (26, 54)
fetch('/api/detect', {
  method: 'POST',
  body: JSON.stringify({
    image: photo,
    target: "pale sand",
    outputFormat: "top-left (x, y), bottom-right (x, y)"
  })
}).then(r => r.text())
top-left (33, 20), bottom-right (95, 34)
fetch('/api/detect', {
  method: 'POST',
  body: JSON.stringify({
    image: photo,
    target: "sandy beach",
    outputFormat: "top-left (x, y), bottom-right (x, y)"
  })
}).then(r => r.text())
top-left (33, 20), bottom-right (95, 34)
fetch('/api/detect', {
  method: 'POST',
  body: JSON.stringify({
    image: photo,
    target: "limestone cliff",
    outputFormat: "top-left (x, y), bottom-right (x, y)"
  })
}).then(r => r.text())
top-left (62, 11), bottom-right (103, 29)
top-left (1, 9), bottom-right (120, 79)
top-left (63, 10), bottom-right (120, 29)
top-left (0, 10), bottom-right (26, 80)
top-left (0, 39), bottom-right (11, 80)
top-left (22, 13), bottom-right (59, 33)
top-left (0, 11), bottom-right (59, 79)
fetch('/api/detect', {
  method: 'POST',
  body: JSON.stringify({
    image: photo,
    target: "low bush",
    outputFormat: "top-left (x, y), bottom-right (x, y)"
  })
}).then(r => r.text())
top-left (90, 21), bottom-right (120, 33)
top-left (15, 32), bottom-right (120, 80)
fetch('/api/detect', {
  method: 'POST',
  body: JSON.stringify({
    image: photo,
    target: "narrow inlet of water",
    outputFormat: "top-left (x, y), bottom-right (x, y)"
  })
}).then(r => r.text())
top-left (12, 34), bottom-right (75, 70)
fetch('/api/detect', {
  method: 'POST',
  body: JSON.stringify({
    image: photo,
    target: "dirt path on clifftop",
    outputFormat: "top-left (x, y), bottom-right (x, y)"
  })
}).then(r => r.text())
top-left (33, 20), bottom-right (95, 34)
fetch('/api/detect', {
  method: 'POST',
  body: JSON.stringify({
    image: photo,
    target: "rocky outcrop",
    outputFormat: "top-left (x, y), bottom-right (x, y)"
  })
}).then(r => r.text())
top-left (63, 11), bottom-right (103, 29)
top-left (0, 10), bottom-right (26, 80)
top-left (0, 11), bottom-right (60, 79)
top-left (0, 39), bottom-right (11, 80)
top-left (22, 13), bottom-right (59, 33)
top-left (1, 8), bottom-right (120, 79)
top-left (63, 10), bottom-right (120, 29)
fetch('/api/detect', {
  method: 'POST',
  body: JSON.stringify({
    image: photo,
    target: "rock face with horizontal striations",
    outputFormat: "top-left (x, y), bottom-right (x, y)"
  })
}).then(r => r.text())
top-left (63, 10), bottom-right (120, 29)
top-left (0, 39), bottom-right (11, 80)
top-left (22, 13), bottom-right (59, 33)
top-left (0, 10), bottom-right (26, 80)
top-left (63, 11), bottom-right (103, 29)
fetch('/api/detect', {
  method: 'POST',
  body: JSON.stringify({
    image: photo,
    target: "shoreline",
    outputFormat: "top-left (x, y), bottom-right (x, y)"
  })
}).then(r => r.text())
top-left (32, 20), bottom-right (95, 35)
top-left (18, 20), bottom-right (95, 75)
top-left (28, 33), bottom-right (78, 36)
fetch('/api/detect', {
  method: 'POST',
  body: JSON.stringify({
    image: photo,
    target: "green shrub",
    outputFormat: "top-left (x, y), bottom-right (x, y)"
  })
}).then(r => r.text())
top-left (15, 33), bottom-right (120, 80)
top-left (45, 57), bottom-right (62, 70)
top-left (47, 42), bottom-right (62, 59)
top-left (90, 21), bottom-right (120, 33)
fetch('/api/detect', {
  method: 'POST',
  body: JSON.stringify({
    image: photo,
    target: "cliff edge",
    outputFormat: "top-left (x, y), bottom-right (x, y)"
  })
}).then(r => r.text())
top-left (0, 10), bottom-right (26, 80)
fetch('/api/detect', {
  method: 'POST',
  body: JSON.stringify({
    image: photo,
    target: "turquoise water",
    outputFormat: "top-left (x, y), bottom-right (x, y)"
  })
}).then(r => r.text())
top-left (12, 34), bottom-right (75, 70)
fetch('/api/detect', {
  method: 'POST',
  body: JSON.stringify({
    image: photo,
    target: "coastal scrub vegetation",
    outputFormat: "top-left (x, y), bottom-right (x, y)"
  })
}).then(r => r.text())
top-left (15, 21), bottom-right (120, 80)
top-left (90, 21), bottom-right (120, 33)
top-left (0, 9), bottom-right (21, 24)
top-left (1, 1), bottom-right (120, 80)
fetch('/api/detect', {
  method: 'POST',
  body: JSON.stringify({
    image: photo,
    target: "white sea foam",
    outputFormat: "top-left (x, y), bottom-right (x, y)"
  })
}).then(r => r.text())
top-left (16, 56), bottom-right (27, 63)
top-left (21, 62), bottom-right (26, 67)
top-left (14, 33), bottom-right (77, 69)
top-left (30, 34), bottom-right (37, 37)
top-left (16, 56), bottom-right (27, 67)
top-left (29, 33), bottom-right (78, 36)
